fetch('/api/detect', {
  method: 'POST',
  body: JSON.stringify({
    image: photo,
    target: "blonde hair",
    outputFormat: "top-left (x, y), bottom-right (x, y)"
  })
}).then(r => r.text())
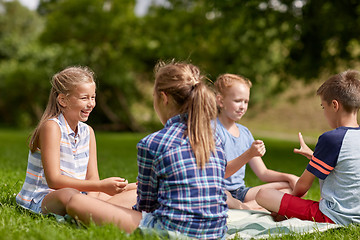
top-left (154, 61), bottom-right (217, 168)
top-left (214, 73), bottom-right (252, 96)
top-left (317, 70), bottom-right (360, 113)
top-left (29, 66), bottom-right (95, 152)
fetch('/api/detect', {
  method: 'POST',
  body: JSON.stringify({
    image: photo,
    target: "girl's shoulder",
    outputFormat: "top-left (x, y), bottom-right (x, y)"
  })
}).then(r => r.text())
top-left (38, 119), bottom-right (62, 143)
top-left (235, 123), bottom-right (252, 134)
top-left (137, 130), bottom-right (164, 158)
top-left (138, 129), bottom-right (161, 146)
top-left (41, 118), bottom-right (61, 132)
top-left (139, 127), bottom-right (169, 145)
top-left (235, 122), bottom-right (248, 130)
top-left (138, 124), bottom-right (184, 152)
top-left (215, 118), bottom-right (251, 132)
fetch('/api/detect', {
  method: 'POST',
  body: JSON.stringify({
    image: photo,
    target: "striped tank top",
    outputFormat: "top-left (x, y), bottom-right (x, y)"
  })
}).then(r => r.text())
top-left (16, 113), bottom-right (90, 209)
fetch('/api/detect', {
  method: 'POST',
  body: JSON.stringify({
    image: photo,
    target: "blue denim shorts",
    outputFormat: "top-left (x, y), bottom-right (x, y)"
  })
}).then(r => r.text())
top-left (138, 212), bottom-right (194, 239)
top-left (24, 191), bottom-right (87, 215)
top-left (229, 186), bottom-right (251, 202)
top-left (138, 212), bottom-right (226, 240)
top-left (27, 198), bottom-right (44, 214)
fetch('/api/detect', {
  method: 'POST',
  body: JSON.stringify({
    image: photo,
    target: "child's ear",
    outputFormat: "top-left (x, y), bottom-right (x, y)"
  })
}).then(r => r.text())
top-left (57, 94), bottom-right (67, 108)
top-left (216, 94), bottom-right (224, 108)
top-left (160, 91), bottom-right (169, 105)
top-left (332, 100), bottom-right (340, 112)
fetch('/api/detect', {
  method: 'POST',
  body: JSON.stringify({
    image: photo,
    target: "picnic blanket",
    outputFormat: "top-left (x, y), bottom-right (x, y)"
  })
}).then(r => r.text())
top-left (51, 210), bottom-right (342, 239)
top-left (226, 209), bottom-right (342, 239)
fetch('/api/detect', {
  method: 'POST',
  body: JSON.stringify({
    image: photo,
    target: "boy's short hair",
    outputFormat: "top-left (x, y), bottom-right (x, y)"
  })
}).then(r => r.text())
top-left (317, 70), bottom-right (360, 112)
top-left (215, 73), bottom-right (252, 95)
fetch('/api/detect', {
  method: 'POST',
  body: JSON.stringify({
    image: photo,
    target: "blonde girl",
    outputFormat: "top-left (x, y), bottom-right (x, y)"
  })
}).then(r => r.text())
top-left (66, 61), bottom-right (228, 239)
top-left (16, 66), bottom-right (135, 216)
top-left (215, 73), bottom-right (299, 210)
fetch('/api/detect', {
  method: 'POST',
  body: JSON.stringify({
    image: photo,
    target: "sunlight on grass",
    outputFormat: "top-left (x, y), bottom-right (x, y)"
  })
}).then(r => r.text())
top-left (0, 129), bottom-right (357, 239)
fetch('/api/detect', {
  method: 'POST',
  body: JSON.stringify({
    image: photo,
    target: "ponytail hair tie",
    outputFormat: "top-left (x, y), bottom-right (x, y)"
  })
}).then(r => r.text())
top-left (192, 82), bottom-right (200, 90)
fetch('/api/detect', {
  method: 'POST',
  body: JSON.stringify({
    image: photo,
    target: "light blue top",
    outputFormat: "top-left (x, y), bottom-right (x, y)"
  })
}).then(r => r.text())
top-left (307, 126), bottom-right (360, 225)
top-left (16, 113), bottom-right (90, 210)
top-left (215, 118), bottom-right (254, 191)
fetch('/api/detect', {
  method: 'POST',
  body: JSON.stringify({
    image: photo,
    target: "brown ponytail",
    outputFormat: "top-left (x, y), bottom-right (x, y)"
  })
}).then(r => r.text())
top-left (154, 61), bottom-right (217, 168)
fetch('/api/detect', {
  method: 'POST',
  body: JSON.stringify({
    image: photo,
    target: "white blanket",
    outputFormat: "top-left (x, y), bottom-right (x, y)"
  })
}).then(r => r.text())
top-left (226, 209), bottom-right (341, 239)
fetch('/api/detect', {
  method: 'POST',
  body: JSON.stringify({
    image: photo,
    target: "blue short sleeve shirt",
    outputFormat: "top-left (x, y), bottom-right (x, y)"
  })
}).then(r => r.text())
top-left (215, 118), bottom-right (254, 191)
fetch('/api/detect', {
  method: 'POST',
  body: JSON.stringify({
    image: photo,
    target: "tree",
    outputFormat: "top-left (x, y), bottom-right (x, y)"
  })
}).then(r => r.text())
top-left (139, 0), bottom-right (298, 102)
top-left (38, 0), bottom-right (153, 131)
top-left (0, 0), bottom-right (56, 128)
top-left (287, 0), bottom-right (360, 80)
top-left (2, 0), bottom-right (360, 130)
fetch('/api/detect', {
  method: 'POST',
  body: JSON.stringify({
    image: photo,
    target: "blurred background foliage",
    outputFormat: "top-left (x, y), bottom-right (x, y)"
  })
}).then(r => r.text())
top-left (1, 0), bottom-right (360, 131)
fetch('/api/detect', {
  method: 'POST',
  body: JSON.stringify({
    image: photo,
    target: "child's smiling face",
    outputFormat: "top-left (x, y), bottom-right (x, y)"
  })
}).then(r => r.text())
top-left (61, 82), bottom-right (96, 131)
top-left (217, 81), bottom-right (250, 122)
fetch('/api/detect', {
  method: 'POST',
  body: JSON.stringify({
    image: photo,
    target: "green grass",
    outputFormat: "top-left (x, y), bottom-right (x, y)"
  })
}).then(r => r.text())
top-left (0, 129), bottom-right (358, 239)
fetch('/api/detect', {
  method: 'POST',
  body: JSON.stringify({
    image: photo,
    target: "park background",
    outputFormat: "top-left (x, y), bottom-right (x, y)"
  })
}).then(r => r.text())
top-left (1, 0), bottom-right (360, 239)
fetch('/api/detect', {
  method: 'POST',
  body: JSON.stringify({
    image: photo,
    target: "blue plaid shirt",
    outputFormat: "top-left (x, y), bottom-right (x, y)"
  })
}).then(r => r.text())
top-left (134, 114), bottom-right (228, 239)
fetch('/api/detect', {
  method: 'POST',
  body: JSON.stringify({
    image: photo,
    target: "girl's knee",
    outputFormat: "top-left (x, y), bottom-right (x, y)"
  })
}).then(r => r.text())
top-left (66, 193), bottom-right (85, 215)
top-left (67, 193), bottom-right (85, 208)
top-left (60, 188), bottom-right (81, 204)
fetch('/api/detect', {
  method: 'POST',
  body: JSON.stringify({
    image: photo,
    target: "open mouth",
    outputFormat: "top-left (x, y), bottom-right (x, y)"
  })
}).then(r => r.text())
top-left (81, 110), bottom-right (91, 116)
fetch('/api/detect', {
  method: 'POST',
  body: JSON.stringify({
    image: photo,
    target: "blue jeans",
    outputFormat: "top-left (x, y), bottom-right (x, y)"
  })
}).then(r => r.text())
top-left (229, 186), bottom-right (251, 202)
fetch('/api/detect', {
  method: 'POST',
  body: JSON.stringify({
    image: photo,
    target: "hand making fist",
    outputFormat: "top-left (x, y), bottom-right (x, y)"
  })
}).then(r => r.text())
top-left (249, 140), bottom-right (266, 158)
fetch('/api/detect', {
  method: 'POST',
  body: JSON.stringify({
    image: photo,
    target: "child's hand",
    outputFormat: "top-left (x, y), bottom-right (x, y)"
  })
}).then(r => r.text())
top-left (124, 182), bottom-right (138, 190)
top-left (100, 177), bottom-right (128, 195)
top-left (293, 132), bottom-right (313, 159)
top-left (249, 140), bottom-right (266, 157)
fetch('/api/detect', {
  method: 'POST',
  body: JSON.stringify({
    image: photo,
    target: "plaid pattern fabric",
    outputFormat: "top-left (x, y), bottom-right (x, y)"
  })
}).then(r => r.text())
top-left (135, 114), bottom-right (228, 239)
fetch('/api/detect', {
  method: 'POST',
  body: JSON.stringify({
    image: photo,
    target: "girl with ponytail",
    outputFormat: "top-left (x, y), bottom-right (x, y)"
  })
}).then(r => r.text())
top-left (66, 61), bottom-right (228, 240)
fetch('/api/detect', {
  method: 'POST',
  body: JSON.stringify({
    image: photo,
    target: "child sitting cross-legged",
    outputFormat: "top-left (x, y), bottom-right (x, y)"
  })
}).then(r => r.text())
top-left (214, 73), bottom-right (299, 210)
top-left (256, 70), bottom-right (360, 225)
top-left (66, 61), bottom-right (228, 239)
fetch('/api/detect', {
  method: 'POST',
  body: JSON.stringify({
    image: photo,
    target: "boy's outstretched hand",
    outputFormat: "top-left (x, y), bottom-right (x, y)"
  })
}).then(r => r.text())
top-left (249, 140), bottom-right (266, 157)
top-left (293, 132), bottom-right (313, 159)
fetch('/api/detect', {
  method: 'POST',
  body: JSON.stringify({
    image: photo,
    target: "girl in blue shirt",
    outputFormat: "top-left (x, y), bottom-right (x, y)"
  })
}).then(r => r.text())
top-left (214, 73), bottom-right (299, 210)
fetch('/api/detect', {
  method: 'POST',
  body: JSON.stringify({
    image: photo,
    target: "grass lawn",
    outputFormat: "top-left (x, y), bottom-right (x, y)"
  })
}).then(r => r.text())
top-left (0, 129), bottom-right (359, 239)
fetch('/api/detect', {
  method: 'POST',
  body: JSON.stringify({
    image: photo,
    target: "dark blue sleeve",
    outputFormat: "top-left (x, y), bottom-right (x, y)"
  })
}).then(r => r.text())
top-left (306, 129), bottom-right (346, 180)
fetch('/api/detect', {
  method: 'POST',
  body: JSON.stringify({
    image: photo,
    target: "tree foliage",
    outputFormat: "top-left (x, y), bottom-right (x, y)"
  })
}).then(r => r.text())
top-left (288, 0), bottom-right (360, 80)
top-left (1, 0), bottom-right (360, 130)
top-left (0, 0), bottom-right (55, 127)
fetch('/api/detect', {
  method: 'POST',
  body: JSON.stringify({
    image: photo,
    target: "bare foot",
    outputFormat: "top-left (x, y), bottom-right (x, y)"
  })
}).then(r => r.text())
top-left (271, 212), bottom-right (288, 221)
